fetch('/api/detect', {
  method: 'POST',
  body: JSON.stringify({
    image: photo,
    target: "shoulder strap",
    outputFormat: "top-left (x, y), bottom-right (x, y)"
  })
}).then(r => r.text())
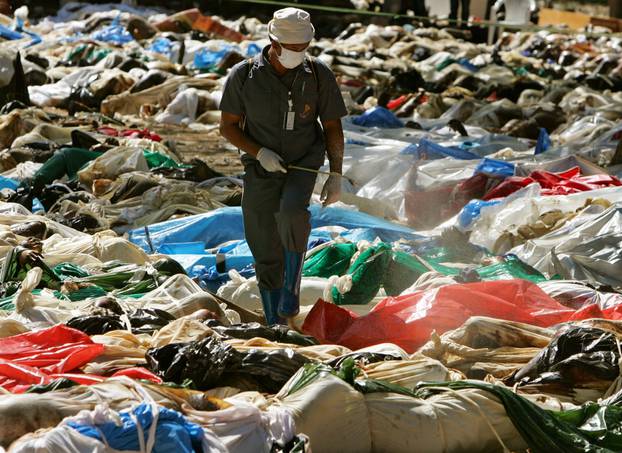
top-left (238, 58), bottom-right (254, 139)
top-left (308, 56), bottom-right (319, 91)
top-left (243, 57), bottom-right (254, 85)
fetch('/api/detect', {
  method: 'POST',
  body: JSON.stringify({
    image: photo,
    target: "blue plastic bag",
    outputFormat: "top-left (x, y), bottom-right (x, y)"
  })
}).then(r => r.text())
top-left (32, 198), bottom-right (44, 213)
top-left (0, 175), bottom-right (18, 191)
top-left (352, 107), bottom-right (403, 129)
top-left (0, 24), bottom-right (22, 40)
top-left (458, 199), bottom-right (502, 229)
top-left (22, 30), bottom-right (41, 47)
top-left (401, 139), bottom-right (480, 160)
top-left (194, 47), bottom-right (231, 70)
top-left (246, 43), bottom-right (261, 57)
top-left (13, 18), bottom-right (41, 47)
top-left (474, 158), bottom-right (515, 178)
top-left (149, 37), bottom-right (173, 58)
top-left (535, 128), bottom-right (551, 155)
top-left (198, 263), bottom-right (256, 292)
top-left (68, 403), bottom-right (210, 453)
top-left (91, 16), bottom-right (133, 45)
top-left (457, 57), bottom-right (479, 72)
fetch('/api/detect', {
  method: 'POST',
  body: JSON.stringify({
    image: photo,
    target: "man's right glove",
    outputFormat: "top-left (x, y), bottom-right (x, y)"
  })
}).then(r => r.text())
top-left (257, 147), bottom-right (287, 173)
top-left (320, 174), bottom-right (341, 207)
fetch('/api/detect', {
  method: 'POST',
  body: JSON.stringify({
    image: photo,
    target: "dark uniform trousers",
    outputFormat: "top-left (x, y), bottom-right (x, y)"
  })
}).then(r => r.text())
top-left (242, 161), bottom-right (317, 290)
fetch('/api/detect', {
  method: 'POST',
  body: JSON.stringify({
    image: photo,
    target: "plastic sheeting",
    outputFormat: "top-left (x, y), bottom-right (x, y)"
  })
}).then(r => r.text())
top-left (469, 185), bottom-right (622, 251)
top-left (483, 167), bottom-right (622, 200)
top-left (302, 279), bottom-right (619, 353)
top-left (67, 402), bottom-right (226, 453)
top-left (0, 325), bottom-right (104, 392)
top-left (128, 205), bottom-right (417, 254)
top-left (512, 204), bottom-right (622, 287)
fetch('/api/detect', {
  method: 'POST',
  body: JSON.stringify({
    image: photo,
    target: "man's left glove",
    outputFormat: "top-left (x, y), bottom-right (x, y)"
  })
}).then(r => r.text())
top-left (320, 175), bottom-right (341, 207)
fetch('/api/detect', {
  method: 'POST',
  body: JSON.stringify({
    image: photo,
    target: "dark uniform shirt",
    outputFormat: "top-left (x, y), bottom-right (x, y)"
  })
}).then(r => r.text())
top-left (219, 45), bottom-right (347, 169)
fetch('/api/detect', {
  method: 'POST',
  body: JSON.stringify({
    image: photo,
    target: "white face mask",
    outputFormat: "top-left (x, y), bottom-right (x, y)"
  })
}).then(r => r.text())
top-left (277, 47), bottom-right (306, 69)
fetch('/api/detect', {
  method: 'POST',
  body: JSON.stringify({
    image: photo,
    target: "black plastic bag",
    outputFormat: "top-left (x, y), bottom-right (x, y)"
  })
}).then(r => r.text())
top-left (146, 337), bottom-right (240, 389)
top-left (0, 51), bottom-right (29, 107)
top-left (26, 378), bottom-right (78, 394)
top-left (66, 314), bottom-right (125, 335)
top-left (146, 336), bottom-right (312, 392)
top-left (272, 434), bottom-right (311, 453)
top-left (211, 322), bottom-right (318, 347)
top-left (129, 308), bottom-right (176, 334)
top-left (7, 187), bottom-right (33, 211)
top-left (510, 327), bottom-right (620, 385)
top-left (240, 348), bottom-right (311, 393)
top-left (152, 257), bottom-right (187, 276)
top-left (66, 308), bottom-right (175, 336)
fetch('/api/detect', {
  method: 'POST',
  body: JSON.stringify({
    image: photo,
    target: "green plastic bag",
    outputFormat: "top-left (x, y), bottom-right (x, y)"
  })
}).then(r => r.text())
top-left (302, 242), bottom-right (357, 278)
top-left (0, 247), bottom-right (61, 292)
top-left (476, 255), bottom-right (548, 283)
top-left (86, 48), bottom-right (112, 65)
top-left (417, 247), bottom-right (464, 276)
top-left (143, 151), bottom-right (189, 169)
top-left (382, 251), bottom-right (430, 296)
top-left (55, 285), bottom-right (107, 302)
top-left (28, 148), bottom-right (103, 191)
top-left (53, 263), bottom-right (90, 280)
top-left (332, 243), bottom-right (392, 305)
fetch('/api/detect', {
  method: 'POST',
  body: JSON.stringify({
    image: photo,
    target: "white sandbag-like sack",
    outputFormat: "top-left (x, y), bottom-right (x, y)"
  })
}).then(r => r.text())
top-left (365, 388), bottom-right (527, 453)
top-left (277, 373), bottom-right (372, 453)
top-left (9, 425), bottom-right (107, 453)
top-left (277, 372), bottom-right (527, 453)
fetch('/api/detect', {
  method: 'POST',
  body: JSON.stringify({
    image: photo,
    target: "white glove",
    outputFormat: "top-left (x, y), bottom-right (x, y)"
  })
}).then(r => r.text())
top-left (256, 147), bottom-right (287, 173)
top-left (320, 174), bottom-right (341, 207)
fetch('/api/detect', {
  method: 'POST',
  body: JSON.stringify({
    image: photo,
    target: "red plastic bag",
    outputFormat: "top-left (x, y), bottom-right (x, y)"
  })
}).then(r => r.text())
top-left (303, 280), bottom-right (583, 353)
top-left (484, 167), bottom-right (622, 200)
top-left (0, 325), bottom-right (103, 391)
top-left (387, 95), bottom-right (407, 110)
top-left (97, 126), bottom-right (161, 142)
top-left (111, 367), bottom-right (163, 384)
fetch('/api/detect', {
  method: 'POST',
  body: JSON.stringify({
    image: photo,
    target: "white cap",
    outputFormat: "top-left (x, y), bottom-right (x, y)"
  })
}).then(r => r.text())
top-left (268, 7), bottom-right (315, 44)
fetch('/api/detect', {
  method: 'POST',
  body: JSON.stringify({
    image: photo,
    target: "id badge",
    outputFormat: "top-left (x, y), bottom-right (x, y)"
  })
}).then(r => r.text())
top-left (285, 111), bottom-right (295, 130)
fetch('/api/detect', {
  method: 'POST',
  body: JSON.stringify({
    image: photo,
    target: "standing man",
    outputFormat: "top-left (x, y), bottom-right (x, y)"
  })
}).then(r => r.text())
top-left (219, 8), bottom-right (347, 325)
top-left (450, 0), bottom-right (471, 25)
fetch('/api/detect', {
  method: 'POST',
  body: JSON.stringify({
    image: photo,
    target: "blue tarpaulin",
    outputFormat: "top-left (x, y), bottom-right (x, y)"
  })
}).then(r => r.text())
top-left (129, 205), bottom-right (418, 281)
top-left (194, 42), bottom-right (263, 69)
top-left (130, 205), bottom-right (417, 252)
